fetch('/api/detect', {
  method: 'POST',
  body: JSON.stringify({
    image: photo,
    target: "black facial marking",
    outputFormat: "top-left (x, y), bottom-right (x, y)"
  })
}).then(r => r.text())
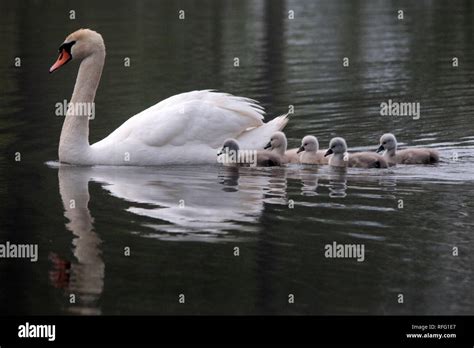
top-left (58, 40), bottom-right (76, 54)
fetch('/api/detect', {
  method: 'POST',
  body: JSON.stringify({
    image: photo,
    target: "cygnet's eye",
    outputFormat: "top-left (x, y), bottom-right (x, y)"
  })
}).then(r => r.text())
top-left (304, 143), bottom-right (308, 146)
top-left (383, 141), bottom-right (386, 145)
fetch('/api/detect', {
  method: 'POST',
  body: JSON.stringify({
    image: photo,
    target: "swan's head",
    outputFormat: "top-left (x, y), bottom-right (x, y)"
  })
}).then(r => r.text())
top-left (264, 131), bottom-right (287, 153)
top-left (297, 135), bottom-right (319, 154)
top-left (50, 28), bottom-right (105, 73)
top-left (325, 137), bottom-right (347, 157)
top-left (218, 139), bottom-right (240, 156)
top-left (377, 133), bottom-right (397, 153)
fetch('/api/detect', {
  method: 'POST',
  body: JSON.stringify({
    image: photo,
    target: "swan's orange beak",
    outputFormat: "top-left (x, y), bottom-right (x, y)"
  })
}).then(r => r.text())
top-left (49, 49), bottom-right (71, 73)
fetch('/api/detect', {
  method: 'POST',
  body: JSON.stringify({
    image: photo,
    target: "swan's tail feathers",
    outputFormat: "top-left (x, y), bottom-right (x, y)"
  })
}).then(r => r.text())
top-left (236, 112), bottom-right (290, 150)
top-left (215, 92), bottom-right (265, 126)
top-left (273, 112), bottom-right (290, 131)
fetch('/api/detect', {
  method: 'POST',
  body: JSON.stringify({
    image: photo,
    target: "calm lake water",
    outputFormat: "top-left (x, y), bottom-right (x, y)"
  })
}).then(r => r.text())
top-left (1, 0), bottom-right (474, 315)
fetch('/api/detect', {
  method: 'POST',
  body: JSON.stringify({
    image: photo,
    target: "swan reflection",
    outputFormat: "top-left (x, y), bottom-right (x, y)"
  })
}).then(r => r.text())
top-left (327, 167), bottom-right (348, 198)
top-left (51, 165), bottom-right (104, 315)
top-left (54, 164), bottom-right (282, 245)
top-left (51, 164), bottom-right (284, 313)
top-left (297, 166), bottom-right (320, 196)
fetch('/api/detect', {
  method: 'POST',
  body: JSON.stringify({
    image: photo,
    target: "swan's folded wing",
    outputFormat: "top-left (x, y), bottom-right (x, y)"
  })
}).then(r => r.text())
top-left (235, 114), bottom-right (289, 150)
top-left (143, 90), bottom-right (264, 121)
top-left (94, 90), bottom-right (265, 149)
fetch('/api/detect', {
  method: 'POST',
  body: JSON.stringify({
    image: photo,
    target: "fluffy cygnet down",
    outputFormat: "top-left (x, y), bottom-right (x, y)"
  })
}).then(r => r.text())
top-left (377, 133), bottom-right (439, 165)
top-left (264, 131), bottom-right (300, 163)
top-left (325, 137), bottom-right (388, 168)
top-left (218, 138), bottom-right (282, 167)
top-left (296, 135), bottom-right (328, 165)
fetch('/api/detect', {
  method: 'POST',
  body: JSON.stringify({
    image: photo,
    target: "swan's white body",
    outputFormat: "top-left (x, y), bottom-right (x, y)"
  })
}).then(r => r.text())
top-left (88, 90), bottom-right (288, 165)
top-left (53, 29), bottom-right (288, 166)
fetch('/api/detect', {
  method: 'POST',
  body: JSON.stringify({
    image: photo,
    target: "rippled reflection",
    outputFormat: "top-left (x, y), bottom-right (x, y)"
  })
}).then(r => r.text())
top-left (53, 165), bottom-right (295, 244)
top-left (327, 167), bottom-right (348, 198)
top-left (297, 167), bottom-right (320, 196)
top-left (51, 166), bottom-right (105, 315)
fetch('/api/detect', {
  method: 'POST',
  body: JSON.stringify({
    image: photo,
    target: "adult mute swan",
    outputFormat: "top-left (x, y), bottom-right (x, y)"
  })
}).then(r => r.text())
top-left (49, 29), bottom-right (288, 165)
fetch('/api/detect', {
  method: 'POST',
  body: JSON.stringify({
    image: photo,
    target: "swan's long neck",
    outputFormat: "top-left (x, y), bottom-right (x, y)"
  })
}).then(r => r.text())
top-left (59, 50), bottom-right (105, 163)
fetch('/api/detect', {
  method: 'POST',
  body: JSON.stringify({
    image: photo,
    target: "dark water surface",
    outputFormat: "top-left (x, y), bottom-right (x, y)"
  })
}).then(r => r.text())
top-left (0, 0), bottom-right (473, 315)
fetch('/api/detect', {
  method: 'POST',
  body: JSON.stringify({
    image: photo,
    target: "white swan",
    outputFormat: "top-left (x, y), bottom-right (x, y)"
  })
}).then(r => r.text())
top-left (50, 29), bottom-right (288, 165)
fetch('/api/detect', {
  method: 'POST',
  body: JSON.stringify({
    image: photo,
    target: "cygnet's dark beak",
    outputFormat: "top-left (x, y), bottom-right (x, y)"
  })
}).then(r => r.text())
top-left (297, 145), bottom-right (305, 154)
top-left (324, 148), bottom-right (333, 157)
top-left (264, 142), bottom-right (272, 150)
top-left (376, 145), bottom-right (385, 153)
